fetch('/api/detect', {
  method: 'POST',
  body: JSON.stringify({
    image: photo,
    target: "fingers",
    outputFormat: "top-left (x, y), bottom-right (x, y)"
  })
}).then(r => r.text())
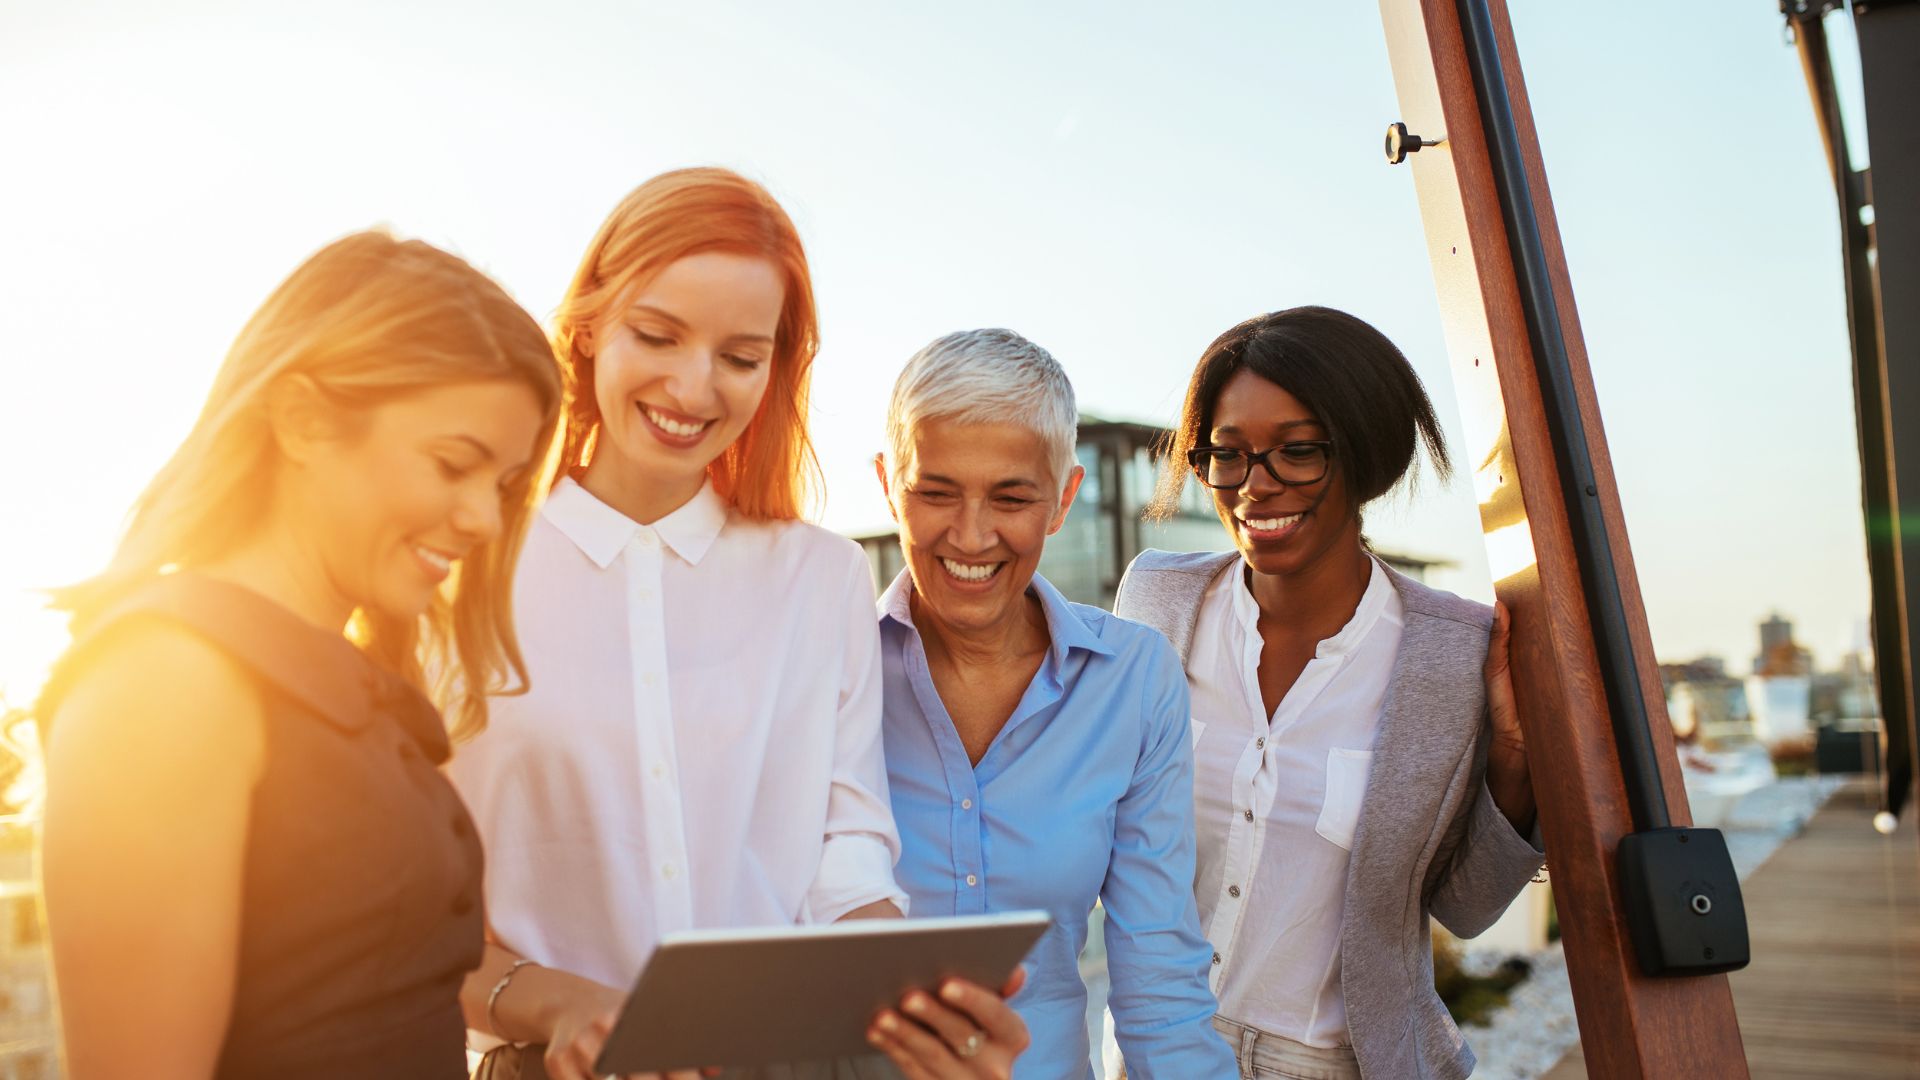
top-left (997, 965), bottom-right (1027, 1001)
top-left (1487, 601), bottom-right (1512, 674)
top-left (544, 1019), bottom-right (611, 1080)
top-left (869, 1010), bottom-right (957, 1080)
top-left (937, 979), bottom-right (1030, 1053)
top-left (900, 989), bottom-right (980, 1054)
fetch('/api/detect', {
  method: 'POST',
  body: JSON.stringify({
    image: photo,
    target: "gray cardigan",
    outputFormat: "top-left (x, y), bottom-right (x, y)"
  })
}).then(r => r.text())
top-left (1114, 550), bottom-right (1545, 1080)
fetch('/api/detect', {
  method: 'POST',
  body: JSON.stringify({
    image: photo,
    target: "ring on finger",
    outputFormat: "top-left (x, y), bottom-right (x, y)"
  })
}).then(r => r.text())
top-left (955, 1030), bottom-right (984, 1058)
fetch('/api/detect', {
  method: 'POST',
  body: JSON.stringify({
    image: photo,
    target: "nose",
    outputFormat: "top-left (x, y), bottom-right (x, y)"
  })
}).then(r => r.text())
top-left (1238, 458), bottom-right (1285, 501)
top-left (450, 483), bottom-right (506, 545)
top-left (660, 346), bottom-right (721, 412)
top-left (949, 498), bottom-right (998, 554)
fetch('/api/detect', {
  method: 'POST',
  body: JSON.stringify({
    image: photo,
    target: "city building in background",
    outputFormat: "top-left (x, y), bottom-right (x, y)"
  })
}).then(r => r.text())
top-left (852, 416), bottom-right (1447, 608)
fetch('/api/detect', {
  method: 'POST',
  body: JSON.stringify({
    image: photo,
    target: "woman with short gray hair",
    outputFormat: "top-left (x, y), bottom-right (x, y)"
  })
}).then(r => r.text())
top-left (872, 329), bottom-right (1236, 1079)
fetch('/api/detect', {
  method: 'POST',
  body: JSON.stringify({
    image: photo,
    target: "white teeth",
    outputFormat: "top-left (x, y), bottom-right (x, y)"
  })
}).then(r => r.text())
top-left (1244, 513), bottom-right (1304, 533)
top-left (940, 558), bottom-right (1001, 583)
top-left (643, 405), bottom-right (709, 438)
top-left (414, 546), bottom-right (452, 572)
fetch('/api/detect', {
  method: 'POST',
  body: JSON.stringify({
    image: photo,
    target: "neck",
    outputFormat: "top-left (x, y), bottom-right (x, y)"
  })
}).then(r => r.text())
top-left (580, 450), bottom-right (704, 525)
top-left (199, 509), bottom-right (356, 634)
top-left (910, 586), bottom-right (1049, 673)
top-left (1246, 534), bottom-right (1374, 640)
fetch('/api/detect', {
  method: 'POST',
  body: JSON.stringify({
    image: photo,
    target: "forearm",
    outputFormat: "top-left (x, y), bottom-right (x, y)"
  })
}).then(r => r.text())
top-left (460, 943), bottom-right (621, 1044)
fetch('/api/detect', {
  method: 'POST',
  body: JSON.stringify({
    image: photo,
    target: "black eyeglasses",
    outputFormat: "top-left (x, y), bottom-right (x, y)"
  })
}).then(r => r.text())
top-left (1187, 441), bottom-right (1334, 489)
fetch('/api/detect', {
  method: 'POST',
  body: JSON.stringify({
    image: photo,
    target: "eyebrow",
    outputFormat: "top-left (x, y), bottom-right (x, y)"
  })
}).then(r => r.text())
top-left (441, 434), bottom-right (497, 462)
top-left (918, 473), bottom-right (1043, 491)
top-left (626, 303), bottom-right (776, 346)
top-left (1211, 419), bottom-right (1323, 438)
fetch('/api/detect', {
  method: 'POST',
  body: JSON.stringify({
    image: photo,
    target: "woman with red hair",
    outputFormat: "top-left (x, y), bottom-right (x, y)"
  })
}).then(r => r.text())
top-left (449, 169), bottom-right (1026, 1080)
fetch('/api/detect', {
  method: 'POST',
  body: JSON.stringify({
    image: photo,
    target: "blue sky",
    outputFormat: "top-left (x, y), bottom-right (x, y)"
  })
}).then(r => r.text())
top-left (0, 2), bottom-right (1874, 699)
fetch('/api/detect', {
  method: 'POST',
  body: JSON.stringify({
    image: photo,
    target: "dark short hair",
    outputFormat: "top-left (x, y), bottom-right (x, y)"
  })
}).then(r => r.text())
top-left (1147, 306), bottom-right (1450, 521)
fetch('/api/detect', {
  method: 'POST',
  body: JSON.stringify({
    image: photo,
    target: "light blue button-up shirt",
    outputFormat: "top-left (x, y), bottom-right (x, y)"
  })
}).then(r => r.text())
top-left (878, 570), bottom-right (1235, 1080)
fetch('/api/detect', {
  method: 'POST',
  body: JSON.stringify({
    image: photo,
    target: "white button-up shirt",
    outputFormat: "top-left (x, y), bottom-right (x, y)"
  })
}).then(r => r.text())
top-left (1187, 556), bottom-right (1404, 1047)
top-left (448, 477), bottom-right (906, 992)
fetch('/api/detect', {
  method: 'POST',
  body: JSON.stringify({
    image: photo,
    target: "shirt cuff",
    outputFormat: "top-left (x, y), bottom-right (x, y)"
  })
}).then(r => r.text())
top-left (806, 833), bottom-right (909, 923)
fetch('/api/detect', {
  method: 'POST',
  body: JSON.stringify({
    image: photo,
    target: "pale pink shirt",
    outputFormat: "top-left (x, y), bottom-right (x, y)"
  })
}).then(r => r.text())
top-left (1187, 556), bottom-right (1404, 1047)
top-left (447, 477), bottom-right (907, 992)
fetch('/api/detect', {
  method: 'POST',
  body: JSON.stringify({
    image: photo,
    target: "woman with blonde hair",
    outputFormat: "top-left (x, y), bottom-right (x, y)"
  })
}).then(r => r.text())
top-left (36, 230), bottom-right (563, 1079)
top-left (451, 168), bottom-right (1028, 1080)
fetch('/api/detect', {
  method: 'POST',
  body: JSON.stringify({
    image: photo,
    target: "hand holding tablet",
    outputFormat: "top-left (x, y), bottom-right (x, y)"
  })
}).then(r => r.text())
top-left (867, 965), bottom-right (1032, 1079)
top-left (594, 912), bottom-right (1050, 1075)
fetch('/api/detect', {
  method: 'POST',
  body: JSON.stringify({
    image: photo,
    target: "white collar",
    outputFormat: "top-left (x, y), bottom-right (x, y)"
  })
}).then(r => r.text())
top-left (541, 475), bottom-right (730, 569)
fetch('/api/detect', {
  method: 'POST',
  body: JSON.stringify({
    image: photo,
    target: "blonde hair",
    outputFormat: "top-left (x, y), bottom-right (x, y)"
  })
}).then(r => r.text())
top-left (46, 230), bottom-right (563, 742)
top-left (554, 167), bottom-right (821, 521)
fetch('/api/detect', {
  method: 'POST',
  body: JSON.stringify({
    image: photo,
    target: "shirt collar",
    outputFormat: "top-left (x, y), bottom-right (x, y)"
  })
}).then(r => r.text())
top-left (542, 475), bottom-right (730, 569)
top-left (1230, 553), bottom-right (1394, 660)
top-left (876, 567), bottom-right (1116, 663)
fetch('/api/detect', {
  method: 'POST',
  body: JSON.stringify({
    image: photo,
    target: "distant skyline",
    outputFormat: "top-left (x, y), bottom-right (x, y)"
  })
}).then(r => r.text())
top-left (0, 2), bottom-right (1881, 700)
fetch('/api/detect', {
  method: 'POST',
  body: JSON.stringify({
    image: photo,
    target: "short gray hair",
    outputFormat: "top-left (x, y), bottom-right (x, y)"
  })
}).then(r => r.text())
top-left (884, 328), bottom-right (1079, 489)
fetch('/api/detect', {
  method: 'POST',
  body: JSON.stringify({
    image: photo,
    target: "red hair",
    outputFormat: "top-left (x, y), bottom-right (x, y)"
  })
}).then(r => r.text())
top-left (553, 168), bottom-right (821, 521)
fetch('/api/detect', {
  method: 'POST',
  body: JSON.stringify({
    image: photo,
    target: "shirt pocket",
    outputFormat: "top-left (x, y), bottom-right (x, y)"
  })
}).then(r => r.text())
top-left (1313, 747), bottom-right (1375, 851)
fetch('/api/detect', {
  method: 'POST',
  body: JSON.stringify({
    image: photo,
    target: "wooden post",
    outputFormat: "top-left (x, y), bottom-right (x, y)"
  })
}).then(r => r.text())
top-left (1377, 1), bottom-right (1750, 1075)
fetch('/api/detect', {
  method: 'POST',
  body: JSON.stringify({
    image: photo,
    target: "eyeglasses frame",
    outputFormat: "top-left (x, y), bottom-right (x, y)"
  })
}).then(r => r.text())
top-left (1186, 440), bottom-right (1336, 490)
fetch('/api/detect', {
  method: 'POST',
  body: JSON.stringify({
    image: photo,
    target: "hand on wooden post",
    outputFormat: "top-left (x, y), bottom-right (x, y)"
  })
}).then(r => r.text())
top-left (1485, 601), bottom-right (1538, 836)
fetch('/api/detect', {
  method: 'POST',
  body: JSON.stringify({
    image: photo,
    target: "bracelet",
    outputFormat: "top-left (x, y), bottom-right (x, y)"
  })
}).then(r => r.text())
top-left (487, 958), bottom-right (538, 1039)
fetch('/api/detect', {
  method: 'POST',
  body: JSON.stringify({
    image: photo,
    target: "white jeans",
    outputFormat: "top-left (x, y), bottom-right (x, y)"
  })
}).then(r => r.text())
top-left (1211, 1016), bottom-right (1361, 1080)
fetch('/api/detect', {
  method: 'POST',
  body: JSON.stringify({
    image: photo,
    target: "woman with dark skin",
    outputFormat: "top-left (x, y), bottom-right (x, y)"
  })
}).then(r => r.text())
top-left (1117, 306), bottom-right (1543, 1080)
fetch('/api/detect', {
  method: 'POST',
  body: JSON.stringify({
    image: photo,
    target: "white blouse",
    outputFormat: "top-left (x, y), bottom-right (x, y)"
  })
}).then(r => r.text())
top-left (447, 477), bottom-right (906, 992)
top-left (1187, 556), bottom-right (1404, 1047)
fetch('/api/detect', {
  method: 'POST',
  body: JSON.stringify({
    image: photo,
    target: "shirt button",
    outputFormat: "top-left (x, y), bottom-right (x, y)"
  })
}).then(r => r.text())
top-left (1243, 809), bottom-right (1255, 822)
top-left (662, 863), bottom-right (678, 880)
top-left (1211, 952), bottom-right (1222, 965)
top-left (651, 764), bottom-right (666, 779)
top-left (1256, 737), bottom-right (1266, 749)
top-left (642, 672), bottom-right (658, 687)
top-left (1228, 885), bottom-right (1241, 898)
top-left (965, 874), bottom-right (978, 887)
top-left (961, 799), bottom-right (973, 810)
top-left (636, 531), bottom-right (657, 548)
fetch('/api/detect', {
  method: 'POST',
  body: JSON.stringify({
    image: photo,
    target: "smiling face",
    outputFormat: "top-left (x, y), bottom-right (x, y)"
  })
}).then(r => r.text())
top-left (1205, 368), bottom-right (1360, 579)
top-left (879, 417), bottom-right (1083, 639)
top-left (581, 251), bottom-right (784, 520)
top-left (294, 379), bottom-right (545, 623)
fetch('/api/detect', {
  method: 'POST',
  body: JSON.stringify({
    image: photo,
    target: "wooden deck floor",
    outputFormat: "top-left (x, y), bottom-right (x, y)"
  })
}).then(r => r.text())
top-left (1544, 783), bottom-right (1920, 1078)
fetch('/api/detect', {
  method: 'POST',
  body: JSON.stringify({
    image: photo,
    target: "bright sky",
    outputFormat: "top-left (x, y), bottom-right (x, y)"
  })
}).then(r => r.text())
top-left (0, 2), bottom-right (1875, 703)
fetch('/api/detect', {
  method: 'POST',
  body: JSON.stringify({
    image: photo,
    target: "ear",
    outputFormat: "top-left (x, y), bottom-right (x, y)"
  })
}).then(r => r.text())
top-left (873, 453), bottom-right (899, 524)
top-left (1047, 464), bottom-right (1086, 536)
top-left (264, 375), bottom-right (341, 466)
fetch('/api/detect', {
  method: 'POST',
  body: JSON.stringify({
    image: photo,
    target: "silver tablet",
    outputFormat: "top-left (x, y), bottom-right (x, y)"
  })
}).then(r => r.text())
top-left (596, 910), bottom-right (1051, 1074)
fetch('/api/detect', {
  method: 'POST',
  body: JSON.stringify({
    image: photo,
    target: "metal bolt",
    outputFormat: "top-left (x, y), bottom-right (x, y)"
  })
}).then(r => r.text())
top-left (1386, 122), bottom-right (1446, 165)
top-left (1690, 894), bottom-right (1713, 916)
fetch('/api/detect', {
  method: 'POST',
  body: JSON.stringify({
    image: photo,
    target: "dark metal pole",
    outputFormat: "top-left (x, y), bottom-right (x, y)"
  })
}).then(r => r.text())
top-left (1454, 0), bottom-right (1672, 833)
top-left (1784, 0), bottom-right (1915, 821)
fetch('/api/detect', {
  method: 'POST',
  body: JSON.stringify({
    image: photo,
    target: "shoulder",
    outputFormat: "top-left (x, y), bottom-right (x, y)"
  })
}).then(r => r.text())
top-left (1124, 547), bottom-right (1241, 581)
top-left (1114, 548), bottom-right (1237, 640)
top-left (1386, 568), bottom-right (1494, 668)
top-left (47, 618), bottom-right (267, 784)
top-left (729, 517), bottom-right (874, 592)
top-left (1074, 601), bottom-right (1181, 669)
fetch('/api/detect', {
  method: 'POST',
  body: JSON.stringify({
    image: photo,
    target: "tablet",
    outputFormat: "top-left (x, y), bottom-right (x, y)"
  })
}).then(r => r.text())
top-left (596, 910), bottom-right (1051, 1074)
